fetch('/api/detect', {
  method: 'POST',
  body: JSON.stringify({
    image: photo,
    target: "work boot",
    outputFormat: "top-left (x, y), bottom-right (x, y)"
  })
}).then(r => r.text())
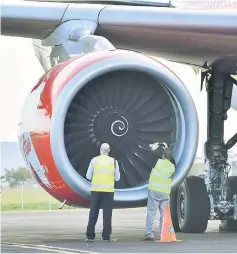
top-left (141, 234), bottom-right (154, 241)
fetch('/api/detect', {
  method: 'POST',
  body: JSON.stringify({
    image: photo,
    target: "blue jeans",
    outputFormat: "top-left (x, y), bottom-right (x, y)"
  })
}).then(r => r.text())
top-left (146, 190), bottom-right (169, 237)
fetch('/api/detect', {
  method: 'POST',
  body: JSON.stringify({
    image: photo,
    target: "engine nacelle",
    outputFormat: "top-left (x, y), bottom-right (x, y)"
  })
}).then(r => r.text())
top-left (18, 50), bottom-right (198, 208)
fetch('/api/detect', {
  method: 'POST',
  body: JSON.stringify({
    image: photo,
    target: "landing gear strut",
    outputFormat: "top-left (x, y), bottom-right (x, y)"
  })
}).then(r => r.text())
top-left (172, 63), bottom-right (237, 233)
top-left (204, 66), bottom-right (237, 231)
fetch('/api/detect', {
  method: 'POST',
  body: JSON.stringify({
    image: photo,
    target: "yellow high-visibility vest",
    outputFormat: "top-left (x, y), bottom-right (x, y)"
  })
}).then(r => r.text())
top-left (148, 159), bottom-right (175, 194)
top-left (91, 154), bottom-right (115, 192)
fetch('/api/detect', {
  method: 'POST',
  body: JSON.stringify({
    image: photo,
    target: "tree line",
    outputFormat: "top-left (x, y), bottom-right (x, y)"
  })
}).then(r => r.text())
top-left (1, 167), bottom-right (32, 188)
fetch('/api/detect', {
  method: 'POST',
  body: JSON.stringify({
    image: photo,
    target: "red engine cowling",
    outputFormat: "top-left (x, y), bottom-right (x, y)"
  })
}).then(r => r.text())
top-left (18, 50), bottom-right (198, 208)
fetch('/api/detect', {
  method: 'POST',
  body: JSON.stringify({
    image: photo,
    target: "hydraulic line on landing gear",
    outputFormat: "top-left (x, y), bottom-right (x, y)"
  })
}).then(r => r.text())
top-left (225, 133), bottom-right (237, 150)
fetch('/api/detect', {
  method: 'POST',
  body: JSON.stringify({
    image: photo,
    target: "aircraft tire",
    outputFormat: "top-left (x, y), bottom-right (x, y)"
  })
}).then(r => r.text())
top-left (219, 176), bottom-right (237, 232)
top-left (177, 176), bottom-right (209, 233)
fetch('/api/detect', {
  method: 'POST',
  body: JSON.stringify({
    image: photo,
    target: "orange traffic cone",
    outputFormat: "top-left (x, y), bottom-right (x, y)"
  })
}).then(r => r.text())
top-left (156, 203), bottom-right (182, 243)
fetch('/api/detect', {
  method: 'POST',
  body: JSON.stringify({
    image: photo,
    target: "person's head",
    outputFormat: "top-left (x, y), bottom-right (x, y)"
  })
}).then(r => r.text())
top-left (100, 143), bottom-right (110, 155)
top-left (163, 147), bottom-right (173, 160)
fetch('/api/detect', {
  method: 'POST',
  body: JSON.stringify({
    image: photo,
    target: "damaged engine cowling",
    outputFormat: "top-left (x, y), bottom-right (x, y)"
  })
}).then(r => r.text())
top-left (18, 50), bottom-right (198, 208)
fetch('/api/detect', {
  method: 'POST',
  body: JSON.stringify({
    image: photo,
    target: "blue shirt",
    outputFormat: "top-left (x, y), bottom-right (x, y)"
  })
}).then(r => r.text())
top-left (86, 157), bottom-right (120, 182)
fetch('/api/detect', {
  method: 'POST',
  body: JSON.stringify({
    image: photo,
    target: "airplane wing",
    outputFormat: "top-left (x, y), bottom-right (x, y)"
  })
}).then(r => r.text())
top-left (1, 0), bottom-right (173, 39)
top-left (1, 1), bottom-right (237, 65)
top-left (24, 0), bottom-right (173, 7)
top-left (1, 2), bottom-right (68, 39)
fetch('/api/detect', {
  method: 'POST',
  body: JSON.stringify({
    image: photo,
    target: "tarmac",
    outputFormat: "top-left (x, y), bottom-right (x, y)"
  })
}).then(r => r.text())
top-left (1, 208), bottom-right (237, 253)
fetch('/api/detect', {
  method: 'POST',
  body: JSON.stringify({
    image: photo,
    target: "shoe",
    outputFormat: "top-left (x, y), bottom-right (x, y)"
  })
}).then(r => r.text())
top-left (103, 238), bottom-right (117, 242)
top-left (107, 238), bottom-right (117, 242)
top-left (141, 234), bottom-right (154, 241)
top-left (86, 239), bottom-right (94, 243)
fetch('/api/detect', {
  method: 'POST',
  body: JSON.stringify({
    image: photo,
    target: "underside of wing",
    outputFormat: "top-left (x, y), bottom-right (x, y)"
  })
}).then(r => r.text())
top-left (23, 0), bottom-right (237, 9)
top-left (23, 0), bottom-right (173, 7)
top-left (1, 2), bottom-right (69, 38)
top-left (2, 1), bottom-right (237, 65)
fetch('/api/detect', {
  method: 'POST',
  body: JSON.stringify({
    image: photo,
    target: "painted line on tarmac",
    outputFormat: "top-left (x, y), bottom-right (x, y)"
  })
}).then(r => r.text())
top-left (2, 207), bottom-right (145, 214)
top-left (2, 243), bottom-right (70, 253)
top-left (1, 209), bottom-right (88, 214)
top-left (2, 242), bottom-right (101, 254)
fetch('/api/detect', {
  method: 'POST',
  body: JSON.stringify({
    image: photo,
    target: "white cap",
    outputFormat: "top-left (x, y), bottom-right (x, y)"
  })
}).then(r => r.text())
top-left (100, 143), bottom-right (110, 154)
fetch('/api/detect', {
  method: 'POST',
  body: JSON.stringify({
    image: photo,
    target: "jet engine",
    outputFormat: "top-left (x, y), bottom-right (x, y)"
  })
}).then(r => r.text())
top-left (18, 50), bottom-right (198, 208)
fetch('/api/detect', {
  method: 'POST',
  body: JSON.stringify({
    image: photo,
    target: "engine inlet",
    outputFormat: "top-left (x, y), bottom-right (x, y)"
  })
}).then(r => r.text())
top-left (50, 50), bottom-right (198, 204)
top-left (64, 70), bottom-right (176, 189)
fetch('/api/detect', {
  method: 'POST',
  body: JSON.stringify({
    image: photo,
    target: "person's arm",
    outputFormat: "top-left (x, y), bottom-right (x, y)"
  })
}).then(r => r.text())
top-left (114, 160), bottom-right (120, 182)
top-left (169, 158), bottom-right (176, 178)
top-left (170, 157), bottom-right (176, 167)
top-left (154, 146), bottom-right (165, 159)
top-left (86, 159), bottom-right (94, 181)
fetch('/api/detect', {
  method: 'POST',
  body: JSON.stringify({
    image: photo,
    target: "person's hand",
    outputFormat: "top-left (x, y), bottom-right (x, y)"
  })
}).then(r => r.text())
top-left (149, 142), bottom-right (168, 151)
top-left (149, 142), bottom-right (159, 151)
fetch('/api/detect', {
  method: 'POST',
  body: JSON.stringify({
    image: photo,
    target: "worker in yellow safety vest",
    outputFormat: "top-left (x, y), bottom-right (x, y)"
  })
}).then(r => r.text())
top-left (86, 143), bottom-right (120, 242)
top-left (142, 142), bottom-right (176, 241)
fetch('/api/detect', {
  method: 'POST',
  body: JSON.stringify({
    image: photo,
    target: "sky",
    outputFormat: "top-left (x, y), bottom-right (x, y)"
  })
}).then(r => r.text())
top-left (0, 0), bottom-right (236, 157)
top-left (0, 36), bottom-right (44, 142)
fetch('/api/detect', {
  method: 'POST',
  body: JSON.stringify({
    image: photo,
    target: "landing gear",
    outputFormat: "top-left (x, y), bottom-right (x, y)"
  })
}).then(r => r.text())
top-left (203, 66), bottom-right (237, 231)
top-left (219, 176), bottom-right (237, 232)
top-left (177, 176), bottom-right (209, 233)
top-left (173, 63), bottom-right (237, 233)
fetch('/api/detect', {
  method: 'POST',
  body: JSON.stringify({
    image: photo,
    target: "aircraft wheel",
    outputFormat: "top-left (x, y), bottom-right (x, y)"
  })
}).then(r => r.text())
top-left (170, 188), bottom-right (180, 232)
top-left (177, 176), bottom-right (209, 233)
top-left (219, 176), bottom-right (237, 232)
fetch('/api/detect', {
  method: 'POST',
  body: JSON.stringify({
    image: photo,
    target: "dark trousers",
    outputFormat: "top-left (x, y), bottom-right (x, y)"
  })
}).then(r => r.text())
top-left (86, 191), bottom-right (114, 240)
